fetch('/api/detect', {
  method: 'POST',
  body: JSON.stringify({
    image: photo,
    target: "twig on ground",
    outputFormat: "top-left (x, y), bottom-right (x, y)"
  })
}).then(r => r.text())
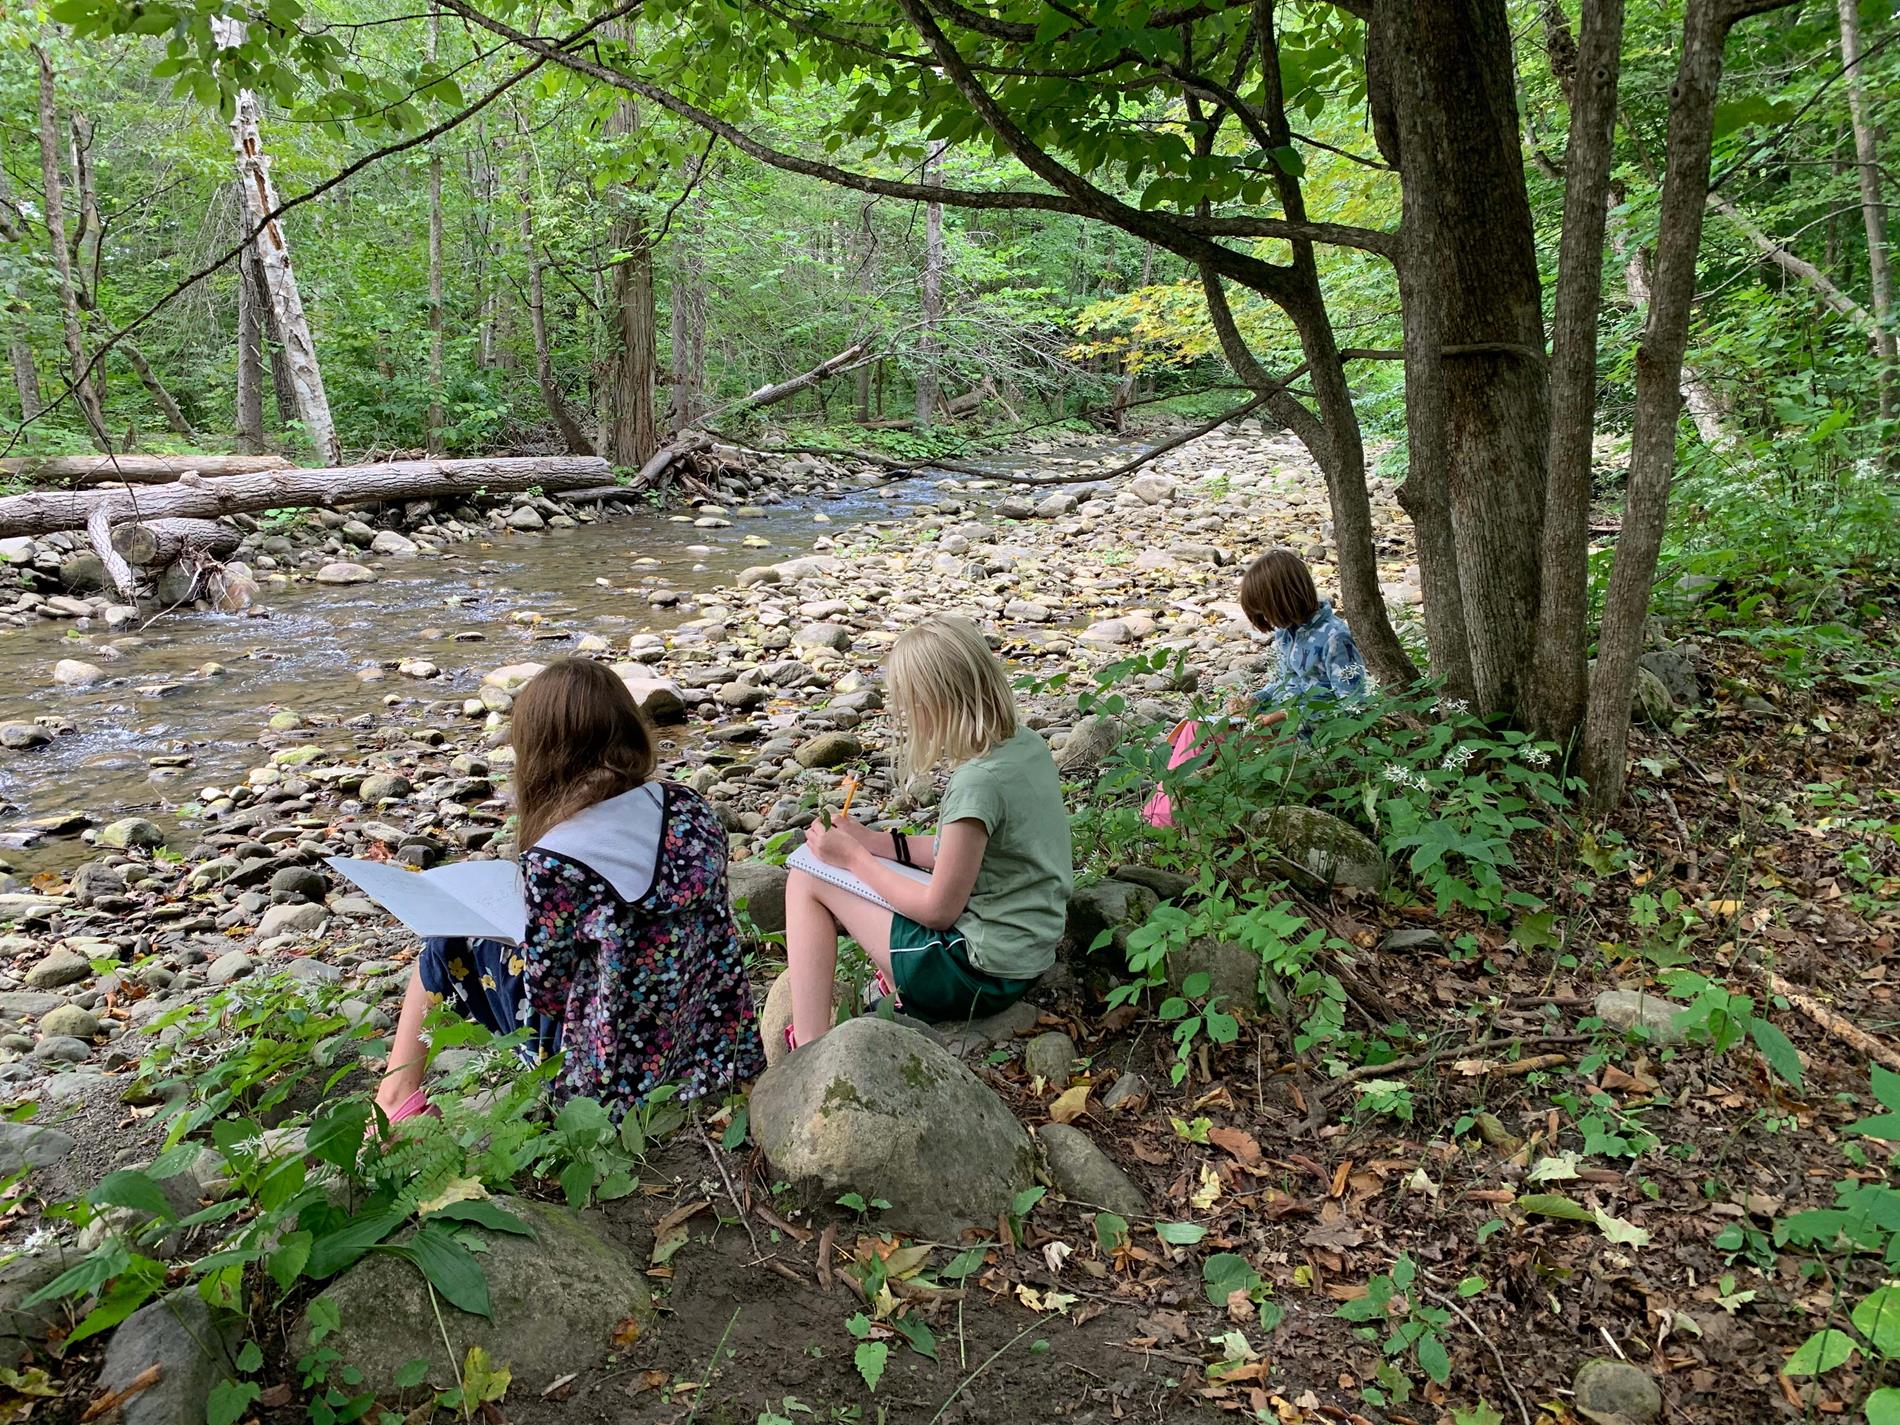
top-left (81, 1365), bottom-right (164, 1421)
top-left (1421, 1283), bottom-right (1531, 1425)
top-left (695, 1117), bottom-right (809, 1282)
top-left (681, 1307), bottom-right (742, 1425)
top-left (925, 1322), bottom-right (1044, 1425)
top-left (1768, 971), bottom-right (1900, 1073)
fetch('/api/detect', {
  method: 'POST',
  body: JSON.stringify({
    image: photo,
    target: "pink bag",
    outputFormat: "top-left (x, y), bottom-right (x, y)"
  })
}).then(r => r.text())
top-left (1142, 718), bottom-right (1212, 829)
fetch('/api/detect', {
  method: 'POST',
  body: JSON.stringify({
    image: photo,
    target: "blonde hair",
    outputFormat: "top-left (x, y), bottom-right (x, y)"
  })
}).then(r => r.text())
top-left (886, 616), bottom-right (1018, 781)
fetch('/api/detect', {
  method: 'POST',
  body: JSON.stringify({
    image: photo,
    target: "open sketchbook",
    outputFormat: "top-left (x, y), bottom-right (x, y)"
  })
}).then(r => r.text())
top-left (327, 856), bottom-right (526, 943)
top-left (786, 844), bottom-right (931, 914)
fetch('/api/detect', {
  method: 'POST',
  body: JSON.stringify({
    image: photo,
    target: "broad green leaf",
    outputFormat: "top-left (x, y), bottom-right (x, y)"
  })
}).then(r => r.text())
top-left (1591, 1208), bottom-right (1652, 1247)
top-left (405, 1224), bottom-right (492, 1319)
top-left (940, 1247), bottom-right (988, 1281)
top-left (1516, 1193), bottom-right (1594, 1223)
top-left (1851, 1283), bottom-right (1900, 1358)
top-left (89, 1170), bottom-right (175, 1222)
top-left (1155, 1222), bottom-right (1206, 1245)
top-left (67, 1258), bottom-right (167, 1346)
top-left (1094, 1212), bottom-right (1130, 1251)
top-left (306, 1101), bottom-right (372, 1170)
top-left (1866, 1386), bottom-right (1900, 1425)
top-left (854, 1340), bottom-right (888, 1392)
top-left (1748, 1019), bottom-right (1803, 1089)
top-left (1203, 1252), bottom-right (1262, 1309)
top-left (891, 1314), bottom-right (937, 1362)
top-left (307, 1208), bottom-right (407, 1279)
top-left (207, 1380), bottom-right (262, 1425)
top-left (1417, 1330), bottom-right (1451, 1384)
top-left (268, 1231), bottom-right (314, 1294)
top-left (1783, 1328), bottom-right (1856, 1376)
top-left (425, 1200), bottom-right (535, 1237)
top-left (393, 1357), bottom-right (431, 1389)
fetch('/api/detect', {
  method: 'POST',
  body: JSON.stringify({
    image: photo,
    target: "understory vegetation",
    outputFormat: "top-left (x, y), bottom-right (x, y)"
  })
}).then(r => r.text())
top-left (2, 0), bottom-right (1898, 1421)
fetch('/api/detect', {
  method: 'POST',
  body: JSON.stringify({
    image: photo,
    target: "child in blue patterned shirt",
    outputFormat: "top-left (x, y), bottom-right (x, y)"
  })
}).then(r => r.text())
top-left (1145, 550), bottom-right (1365, 828)
top-left (1232, 547), bottom-right (1365, 719)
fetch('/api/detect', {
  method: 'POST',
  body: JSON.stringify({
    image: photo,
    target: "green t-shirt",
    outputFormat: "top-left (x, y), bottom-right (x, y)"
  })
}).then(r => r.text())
top-left (937, 725), bottom-right (1074, 979)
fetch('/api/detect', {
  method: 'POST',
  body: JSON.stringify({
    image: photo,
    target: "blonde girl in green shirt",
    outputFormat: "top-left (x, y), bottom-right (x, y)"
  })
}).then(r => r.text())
top-left (783, 616), bottom-right (1074, 1049)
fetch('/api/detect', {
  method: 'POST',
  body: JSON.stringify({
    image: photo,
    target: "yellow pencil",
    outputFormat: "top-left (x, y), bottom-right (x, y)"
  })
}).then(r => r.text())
top-left (839, 774), bottom-right (859, 821)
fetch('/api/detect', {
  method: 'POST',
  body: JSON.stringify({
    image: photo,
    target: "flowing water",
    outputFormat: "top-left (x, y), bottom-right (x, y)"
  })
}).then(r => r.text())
top-left (0, 444), bottom-right (1135, 875)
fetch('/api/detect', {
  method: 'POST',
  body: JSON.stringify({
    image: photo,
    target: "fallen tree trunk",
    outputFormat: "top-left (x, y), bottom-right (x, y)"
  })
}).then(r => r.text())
top-left (0, 453), bottom-right (294, 485)
top-left (0, 456), bottom-right (612, 540)
top-left (110, 518), bottom-right (243, 568)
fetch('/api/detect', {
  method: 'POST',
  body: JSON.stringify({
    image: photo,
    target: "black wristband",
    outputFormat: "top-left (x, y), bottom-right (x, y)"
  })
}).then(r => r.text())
top-left (891, 832), bottom-right (913, 867)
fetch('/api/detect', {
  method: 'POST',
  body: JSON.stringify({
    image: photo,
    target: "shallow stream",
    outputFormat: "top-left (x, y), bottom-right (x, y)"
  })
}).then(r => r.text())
top-left (0, 444), bottom-right (1130, 873)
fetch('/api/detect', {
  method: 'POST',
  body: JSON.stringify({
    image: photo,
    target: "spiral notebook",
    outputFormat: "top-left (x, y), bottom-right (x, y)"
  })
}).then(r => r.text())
top-left (785, 844), bottom-right (932, 913)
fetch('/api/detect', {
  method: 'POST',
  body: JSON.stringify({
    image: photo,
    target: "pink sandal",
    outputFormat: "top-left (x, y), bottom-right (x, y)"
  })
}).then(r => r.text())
top-left (385, 1087), bottom-right (439, 1124)
top-left (869, 968), bottom-right (902, 1010)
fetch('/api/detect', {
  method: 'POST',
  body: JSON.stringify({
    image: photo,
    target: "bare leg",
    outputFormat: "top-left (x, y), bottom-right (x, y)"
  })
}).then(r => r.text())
top-left (374, 966), bottom-right (434, 1116)
top-left (785, 867), bottom-right (900, 1046)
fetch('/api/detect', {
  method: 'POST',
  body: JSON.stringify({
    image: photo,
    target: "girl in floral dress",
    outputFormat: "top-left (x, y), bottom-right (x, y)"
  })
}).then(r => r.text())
top-left (373, 659), bottom-right (764, 1123)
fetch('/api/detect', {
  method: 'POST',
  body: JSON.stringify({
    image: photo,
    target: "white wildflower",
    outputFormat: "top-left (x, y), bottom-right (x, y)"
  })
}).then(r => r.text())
top-left (1441, 744), bottom-right (1475, 771)
top-left (1382, 763), bottom-right (1411, 785)
top-left (1435, 697), bottom-right (1470, 716)
top-left (1409, 771), bottom-right (1432, 793)
top-left (1521, 745), bottom-right (1552, 767)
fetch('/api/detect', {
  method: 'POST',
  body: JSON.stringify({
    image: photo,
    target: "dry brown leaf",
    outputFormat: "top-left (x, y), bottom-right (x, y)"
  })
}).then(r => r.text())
top-left (1209, 1126), bottom-right (1261, 1164)
top-left (1049, 1084), bottom-right (1091, 1124)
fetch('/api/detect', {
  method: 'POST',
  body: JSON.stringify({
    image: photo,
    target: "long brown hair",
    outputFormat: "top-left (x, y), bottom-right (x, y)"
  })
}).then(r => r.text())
top-left (511, 659), bottom-right (656, 852)
top-left (1239, 548), bottom-right (1320, 632)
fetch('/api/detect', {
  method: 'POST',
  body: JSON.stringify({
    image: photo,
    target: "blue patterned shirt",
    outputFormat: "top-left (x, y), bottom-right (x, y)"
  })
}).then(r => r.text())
top-left (1253, 599), bottom-right (1365, 709)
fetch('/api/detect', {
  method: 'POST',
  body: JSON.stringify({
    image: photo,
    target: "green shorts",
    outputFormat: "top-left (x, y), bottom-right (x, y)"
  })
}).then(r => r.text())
top-left (888, 915), bottom-right (1035, 1024)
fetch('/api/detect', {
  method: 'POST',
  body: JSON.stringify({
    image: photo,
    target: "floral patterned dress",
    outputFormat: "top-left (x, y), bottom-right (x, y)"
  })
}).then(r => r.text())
top-left (418, 781), bottom-right (764, 1115)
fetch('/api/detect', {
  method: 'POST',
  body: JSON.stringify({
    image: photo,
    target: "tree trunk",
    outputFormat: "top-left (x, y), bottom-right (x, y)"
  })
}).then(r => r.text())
top-left (111, 518), bottom-right (243, 568)
top-left (425, 7), bottom-right (446, 451)
top-left (1709, 191), bottom-right (1876, 329)
top-left (517, 132), bottom-right (596, 455)
top-left (0, 453), bottom-right (292, 484)
top-left (1531, 0), bottom-right (1626, 741)
top-left (1581, 0), bottom-right (1775, 810)
top-left (0, 166), bottom-right (41, 420)
top-left (1612, 182), bottom-right (1733, 446)
top-left (215, 17), bottom-right (340, 466)
top-left (1837, 0), bottom-right (1897, 427)
top-left (1381, 0), bottom-right (1550, 719)
top-left (668, 150), bottom-right (709, 431)
top-left (603, 21), bottom-right (658, 469)
top-left (33, 44), bottom-right (108, 451)
top-left (118, 344), bottom-right (197, 441)
top-left (916, 140), bottom-right (947, 428)
top-left (241, 241), bottom-right (299, 427)
top-left (235, 228), bottom-right (267, 453)
top-left (0, 455), bottom-right (611, 540)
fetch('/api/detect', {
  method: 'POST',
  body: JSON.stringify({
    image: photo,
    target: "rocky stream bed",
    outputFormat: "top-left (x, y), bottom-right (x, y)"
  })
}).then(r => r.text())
top-left (0, 429), bottom-right (1736, 1425)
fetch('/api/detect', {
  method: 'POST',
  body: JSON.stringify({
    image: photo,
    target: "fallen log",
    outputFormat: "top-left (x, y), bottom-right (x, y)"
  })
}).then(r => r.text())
top-left (110, 518), bottom-right (243, 568)
top-left (0, 456), bottom-right (612, 540)
top-left (0, 453), bottom-right (294, 485)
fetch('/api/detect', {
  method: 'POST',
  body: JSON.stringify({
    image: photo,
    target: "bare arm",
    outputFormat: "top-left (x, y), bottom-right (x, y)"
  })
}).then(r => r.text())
top-left (826, 814), bottom-right (940, 869)
top-left (805, 817), bottom-right (987, 931)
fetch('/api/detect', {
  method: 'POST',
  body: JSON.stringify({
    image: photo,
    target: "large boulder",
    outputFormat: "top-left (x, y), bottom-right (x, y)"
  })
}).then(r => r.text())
top-left (1632, 664), bottom-right (1675, 725)
top-left (1064, 879), bottom-right (1158, 960)
top-left (729, 858), bottom-right (790, 935)
top-left (1637, 647), bottom-right (1699, 707)
top-left (1055, 714), bottom-right (1127, 772)
top-left (97, 1290), bottom-right (240, 1425)
top-left (98, 816), bottom-right (164, 850)
top-left (302, 1199), bottom-right (651, 1394)
top-left (750, 1017), bottom-right (1036, 1238)
top-left (758, 969), bottom-right (847, 1068)
top-left (314, 562), bottom-right (376, 585)
top-left (1257, 806), bottom-right (1386, 890)
top-left (795, 731), bottom-right (864, 769)
top-left (616, 673), bottom-right (686, 723)
top-left (53, 659), bottom-right (106, 687)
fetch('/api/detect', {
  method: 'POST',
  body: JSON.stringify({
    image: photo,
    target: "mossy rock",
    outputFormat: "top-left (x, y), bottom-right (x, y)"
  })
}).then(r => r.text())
top-left (1256, 806), bottom-right (1387, 890)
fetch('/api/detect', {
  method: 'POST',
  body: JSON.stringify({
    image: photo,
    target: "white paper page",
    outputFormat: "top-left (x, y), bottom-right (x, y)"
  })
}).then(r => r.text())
top-left (327, 857), bottom-right (524, 942)
top-left (785, 845), bottom-right (932, 914)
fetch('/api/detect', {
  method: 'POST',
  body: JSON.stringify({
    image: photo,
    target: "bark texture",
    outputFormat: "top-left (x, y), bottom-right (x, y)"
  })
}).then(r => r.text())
top-left (235, 218), bottom-right (267, 454)
top-left (33, 45), bottom-right (108, 450)
top-left (111, 518), bottom-right (243, 568)
top-left (216, 17), bottom-right (339, 466)
top-left (0, 456), bottom-right (610, 540)
top-left (1383, 0), bottom-right (1550, 719)
top-left (1581, 0), bottom-right (1773, 808)
top-left (603, 18), bottom-right (658, 470)
top-left (0, 453), bottom-right (292, 484)
top-left (1532, 0), bottom-right (1626, 741)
